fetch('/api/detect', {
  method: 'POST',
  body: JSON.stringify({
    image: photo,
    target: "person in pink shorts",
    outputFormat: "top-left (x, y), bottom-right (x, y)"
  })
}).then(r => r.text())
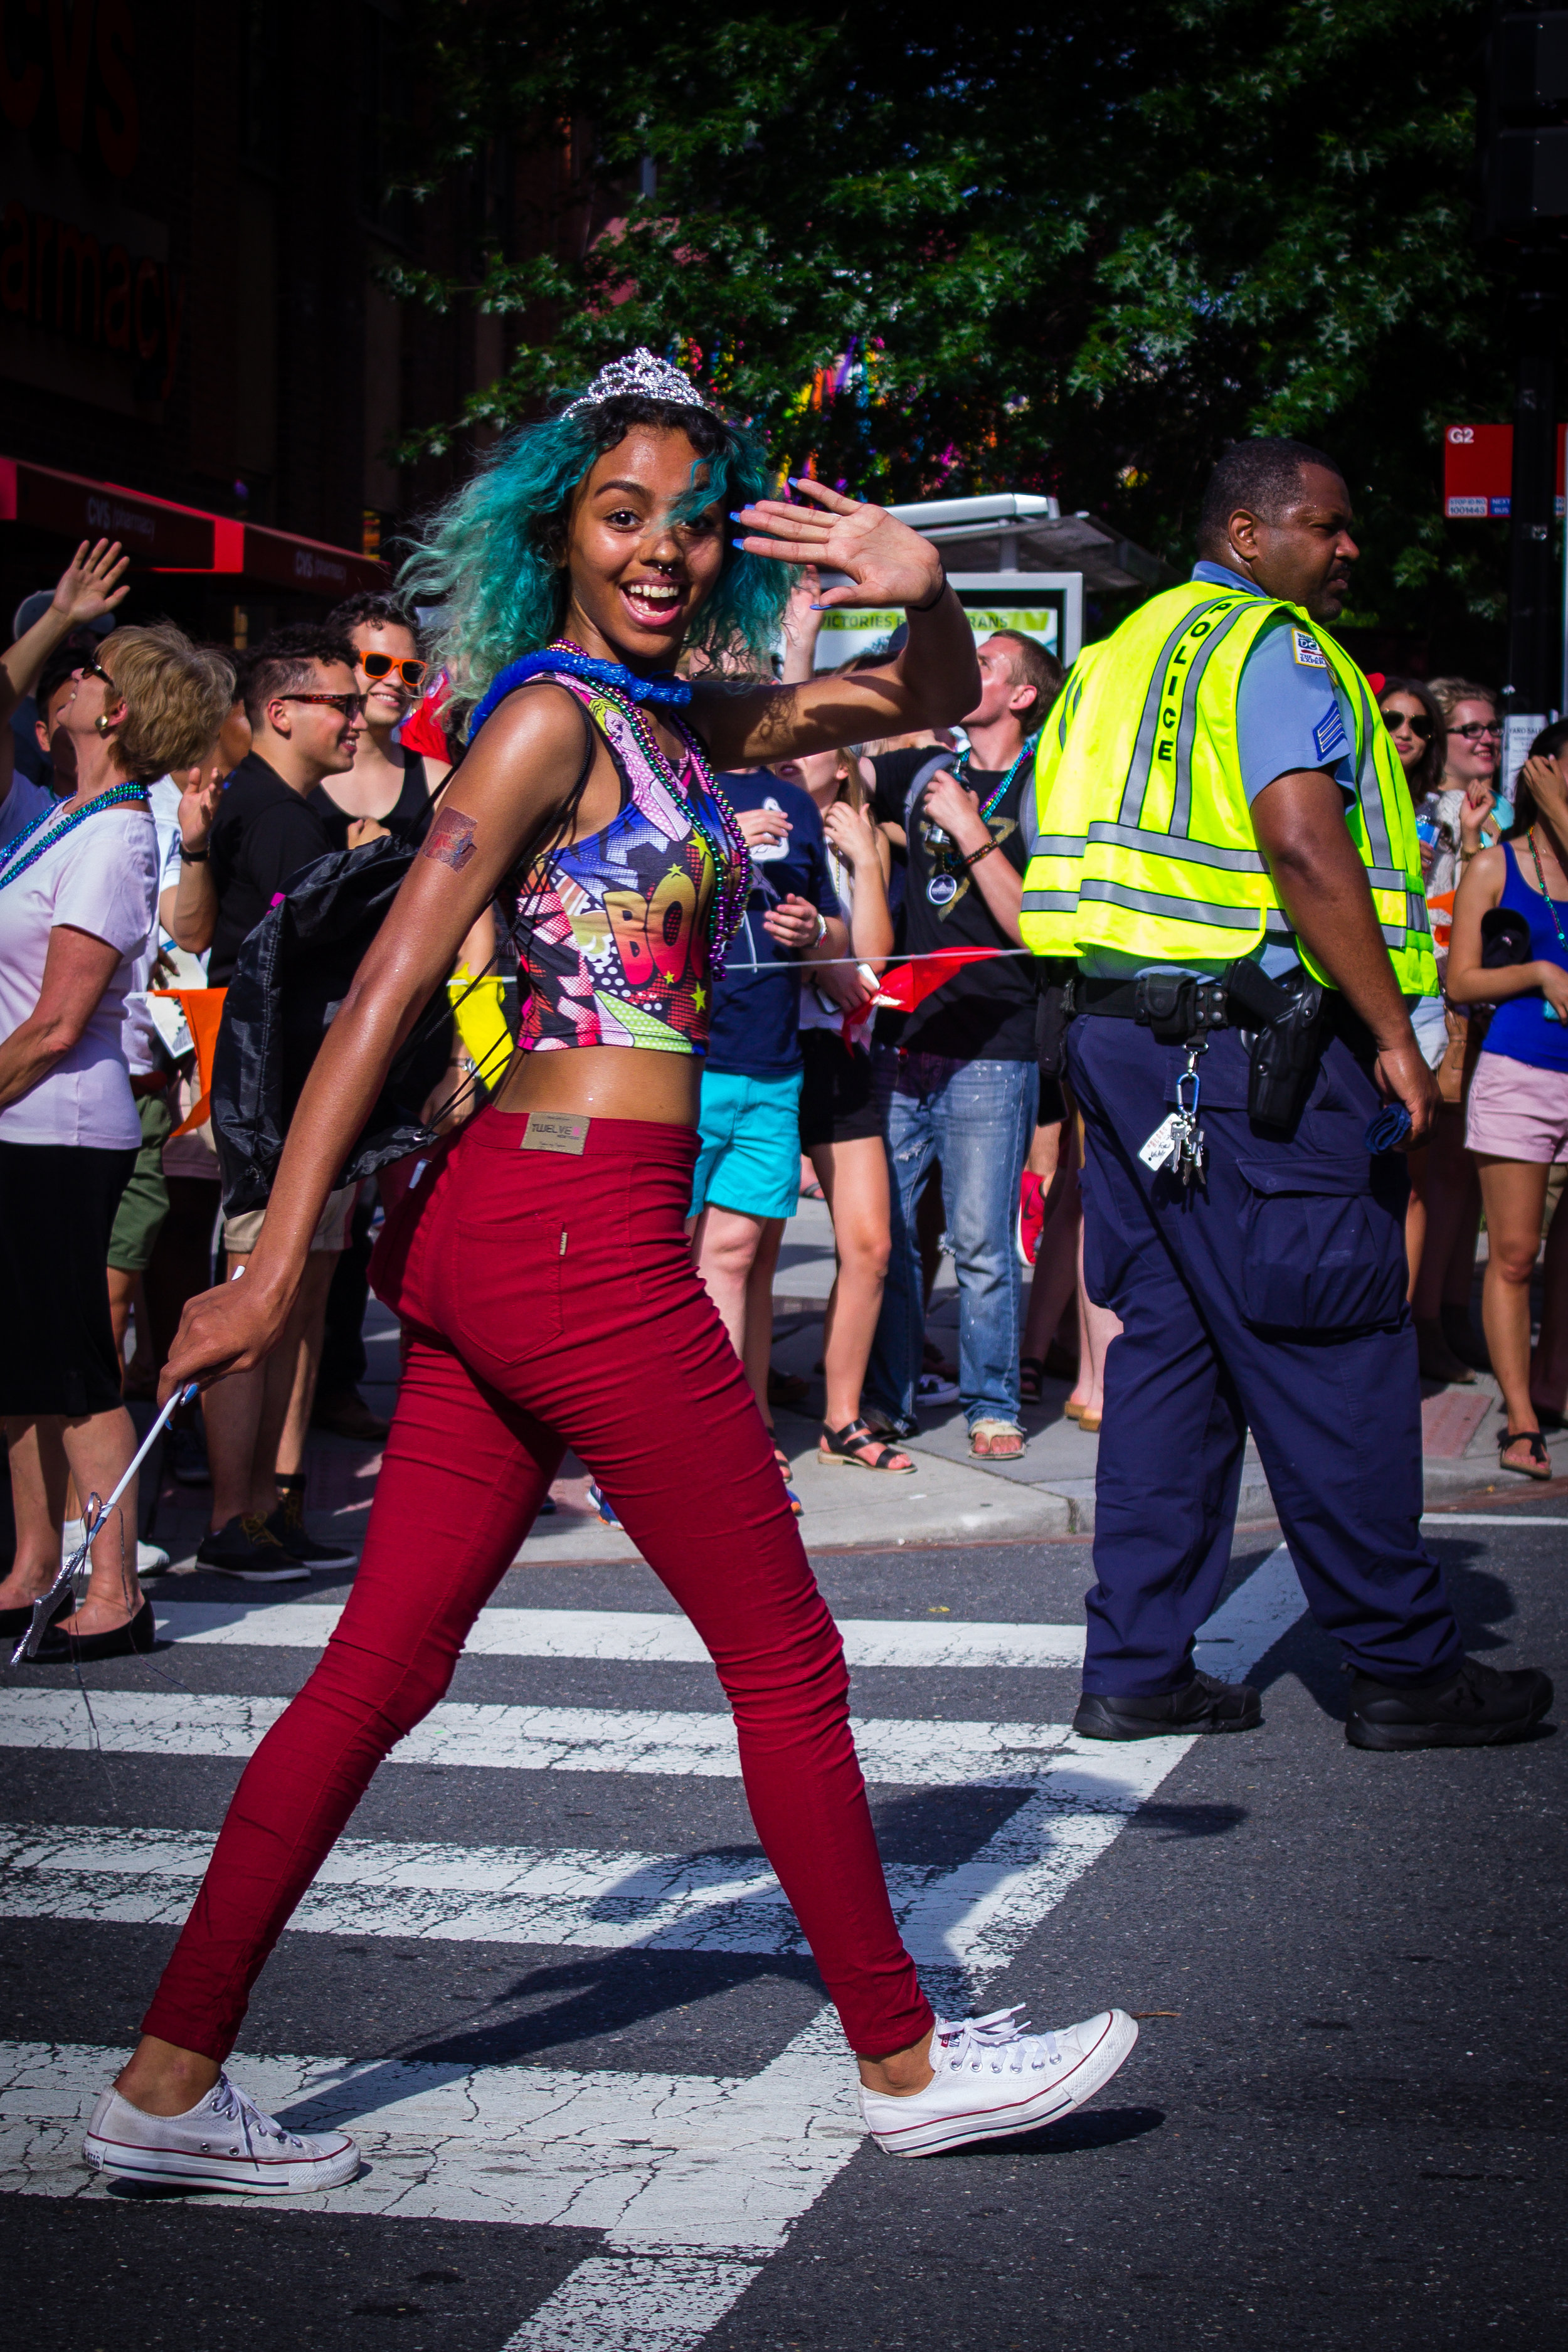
top-left (1448, 723), bottom-right (1568, 1475)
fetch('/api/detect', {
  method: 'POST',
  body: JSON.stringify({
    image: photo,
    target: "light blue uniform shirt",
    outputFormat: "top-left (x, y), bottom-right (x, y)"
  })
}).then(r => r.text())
top-left (1081, 561), bottom-right (1356, 980)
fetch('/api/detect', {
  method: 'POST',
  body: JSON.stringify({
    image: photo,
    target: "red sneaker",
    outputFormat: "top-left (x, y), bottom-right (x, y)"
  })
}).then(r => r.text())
top-left (1015, 1172), bottom-right (1047, 1268)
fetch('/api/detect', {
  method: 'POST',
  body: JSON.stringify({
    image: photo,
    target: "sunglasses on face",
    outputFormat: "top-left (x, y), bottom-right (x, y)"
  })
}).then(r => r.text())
top-left (1451, 722), bottom-right (1503, 742)
top-left (1380, 707), bottom-right (1434, 742)
top-left (77, 652), bottom-right (115, 690)
top-left (359, 652), bottom-right (427, 690)
top-left (276, 691), bottom-right (366, 718)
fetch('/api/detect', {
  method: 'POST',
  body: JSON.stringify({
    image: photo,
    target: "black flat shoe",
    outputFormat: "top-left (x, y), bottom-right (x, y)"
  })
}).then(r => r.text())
top-left (1073, 1668), bottom-right (1262, 1741)
top-left (0, 1593), bottom-right (67, 1641)
top-left (31, 1596), bottom-right (155, 1663)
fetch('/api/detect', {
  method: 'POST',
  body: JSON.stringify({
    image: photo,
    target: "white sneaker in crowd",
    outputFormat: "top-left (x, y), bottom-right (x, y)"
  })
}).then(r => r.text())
top-left (84, 2072), bottom-right (361, 2193)
top-left (61, 1520), bottom-right (170, 1578)
top-left (859, 2004), bottom-right (1138, 2158)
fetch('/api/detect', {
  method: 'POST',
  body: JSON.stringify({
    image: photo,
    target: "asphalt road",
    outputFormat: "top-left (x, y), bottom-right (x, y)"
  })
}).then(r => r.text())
top-left (0, 1513), bottom-right (1562, 2351)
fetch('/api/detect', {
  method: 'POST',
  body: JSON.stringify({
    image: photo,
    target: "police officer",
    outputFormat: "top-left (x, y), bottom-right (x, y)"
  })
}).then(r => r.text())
top-left (1020, 438), bottom-right (1553, 1751)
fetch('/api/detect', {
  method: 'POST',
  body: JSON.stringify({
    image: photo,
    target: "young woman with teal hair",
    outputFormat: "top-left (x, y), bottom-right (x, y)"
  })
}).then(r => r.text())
top-left (88, 350), bottom-right (1136, 2188)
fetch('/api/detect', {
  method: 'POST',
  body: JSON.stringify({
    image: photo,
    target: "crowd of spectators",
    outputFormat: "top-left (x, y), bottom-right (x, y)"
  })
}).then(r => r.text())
top-left (5, 536), bottom-right (1567, 1646)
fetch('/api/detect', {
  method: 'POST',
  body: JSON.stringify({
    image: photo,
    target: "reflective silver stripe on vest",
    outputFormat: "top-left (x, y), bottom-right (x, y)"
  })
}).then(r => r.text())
top-left (1167, 600), bottom-right (1260, 838)
top-left (1086, 820), bottom-right (1266, 874)
top-left (1348, 669), bottom-right (1394, 862)
top-left (1115, 596), bottom-right (1237, 827)
top-left (1032, 833), bottom-right (1089, 857)
top-left (1021, 889), bottom-right (1083, 913)
top-left (1079, 877), bottom-right (1263, 929)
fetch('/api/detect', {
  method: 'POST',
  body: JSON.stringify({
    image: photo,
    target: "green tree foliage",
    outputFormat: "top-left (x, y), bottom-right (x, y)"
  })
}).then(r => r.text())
top-left (392, 0), bottom-right (1523, 658)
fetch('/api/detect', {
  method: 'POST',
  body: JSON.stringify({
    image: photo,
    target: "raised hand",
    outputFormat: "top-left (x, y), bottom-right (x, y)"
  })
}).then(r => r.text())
top-left (733, 480), bottom-right (945, 613)
top-left (51, 539), bottom-right (131, 628)
top-left (1521, 751), bottom-right (1568, 834)
top-left (822, 795), bottom-right (881, 870)
top-left (176, 760), bottom-right (225, 850)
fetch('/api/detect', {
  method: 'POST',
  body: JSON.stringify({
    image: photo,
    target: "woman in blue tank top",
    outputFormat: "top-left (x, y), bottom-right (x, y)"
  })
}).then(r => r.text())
top-left (1447, 719), bottom-right (1568, 1475)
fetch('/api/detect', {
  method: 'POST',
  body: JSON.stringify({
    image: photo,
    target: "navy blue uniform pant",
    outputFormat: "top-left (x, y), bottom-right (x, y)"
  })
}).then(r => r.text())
top-left (1066, 1015), bottom-right (1463, 1695)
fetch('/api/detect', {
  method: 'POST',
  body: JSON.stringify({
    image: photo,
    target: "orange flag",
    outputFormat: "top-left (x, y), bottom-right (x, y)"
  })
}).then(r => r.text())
top-left (153, 987), bottom-right (227, 1136)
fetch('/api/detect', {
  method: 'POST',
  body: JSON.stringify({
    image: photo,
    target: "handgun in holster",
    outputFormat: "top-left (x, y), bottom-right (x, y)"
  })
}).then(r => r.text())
top-left (1224, 958), bottom-right (1332, 1132)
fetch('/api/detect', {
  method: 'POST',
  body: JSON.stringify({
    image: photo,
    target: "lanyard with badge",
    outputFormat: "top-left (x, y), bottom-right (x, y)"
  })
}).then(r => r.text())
top-left (924, 741), bottom-right (1034, 909)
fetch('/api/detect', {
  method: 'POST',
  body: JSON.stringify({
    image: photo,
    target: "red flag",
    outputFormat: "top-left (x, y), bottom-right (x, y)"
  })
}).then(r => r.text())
top-left (871, 948), bottom-right (1005, 1014)
top-left (400, 670), bottom-right (453, 763)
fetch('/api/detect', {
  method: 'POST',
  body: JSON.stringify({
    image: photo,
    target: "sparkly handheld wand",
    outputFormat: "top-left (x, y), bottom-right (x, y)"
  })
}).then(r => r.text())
top-left (11, 1384), bottom-right (199, 1665)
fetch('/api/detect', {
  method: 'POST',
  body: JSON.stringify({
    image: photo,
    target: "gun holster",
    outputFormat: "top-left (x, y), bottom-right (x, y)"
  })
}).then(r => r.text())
top-left (1228, 961), bottom-right (1332, 1132)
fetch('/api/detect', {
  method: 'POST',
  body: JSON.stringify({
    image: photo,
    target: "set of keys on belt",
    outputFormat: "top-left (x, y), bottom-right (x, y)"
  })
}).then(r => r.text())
top-left (1137, 1044), bottom-right (1207, 1187)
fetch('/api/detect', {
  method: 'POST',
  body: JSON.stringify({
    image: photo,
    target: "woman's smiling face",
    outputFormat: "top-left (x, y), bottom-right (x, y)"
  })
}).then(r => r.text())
top-left (562, 426), bottom-right (726, 666)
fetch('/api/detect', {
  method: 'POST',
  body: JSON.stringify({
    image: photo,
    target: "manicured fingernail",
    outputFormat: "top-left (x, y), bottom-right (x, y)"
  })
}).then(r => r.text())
top-left (731, 537), bottom-right (748, 549)
top-left (729, 511), bottom-right (743, 521)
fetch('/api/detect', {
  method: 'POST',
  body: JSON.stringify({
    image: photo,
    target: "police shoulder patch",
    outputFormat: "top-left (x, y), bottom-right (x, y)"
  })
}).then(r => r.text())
top-left (1291, 628), bottom-right (1327, 669)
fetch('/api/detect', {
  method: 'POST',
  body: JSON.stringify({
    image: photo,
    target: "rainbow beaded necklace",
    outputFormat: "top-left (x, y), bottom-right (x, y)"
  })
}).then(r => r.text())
top-left (0, 780), bottom-right (149, 894)
top-left (476, 640), bottom-right (752, 973)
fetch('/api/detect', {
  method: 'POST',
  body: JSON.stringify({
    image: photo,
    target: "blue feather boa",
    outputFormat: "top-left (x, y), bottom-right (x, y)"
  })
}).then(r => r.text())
top-left (469, 647), bottom-right (692, 739)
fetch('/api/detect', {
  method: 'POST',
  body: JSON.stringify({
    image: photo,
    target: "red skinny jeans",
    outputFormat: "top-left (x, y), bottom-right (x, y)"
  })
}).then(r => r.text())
top-left (143, 1109), bottom-right (933, 2062)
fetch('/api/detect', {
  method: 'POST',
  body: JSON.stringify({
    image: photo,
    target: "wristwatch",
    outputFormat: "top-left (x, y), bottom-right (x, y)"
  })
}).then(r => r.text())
top-left (179, 844), bottom-right (210, 863)
top-left (813, 909), bottom-right (828, 943)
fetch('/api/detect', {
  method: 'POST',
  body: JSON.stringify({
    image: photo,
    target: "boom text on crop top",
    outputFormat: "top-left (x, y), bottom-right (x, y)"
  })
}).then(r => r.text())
top-left (514, 674), bottom-right (742, 1056)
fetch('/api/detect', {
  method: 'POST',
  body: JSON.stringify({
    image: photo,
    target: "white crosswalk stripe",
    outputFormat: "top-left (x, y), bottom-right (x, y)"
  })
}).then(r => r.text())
top-left (0, 1690), bottom-right (1090, 1784)
top-left (152, 1601), bottom-right (1089, 1668)
top-left (0, 1542), bottom-right (1306, 2350)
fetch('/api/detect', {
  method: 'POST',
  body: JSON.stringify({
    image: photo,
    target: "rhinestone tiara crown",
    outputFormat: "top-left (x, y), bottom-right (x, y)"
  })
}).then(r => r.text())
top-left (563, 347), bottom-right (710, 418)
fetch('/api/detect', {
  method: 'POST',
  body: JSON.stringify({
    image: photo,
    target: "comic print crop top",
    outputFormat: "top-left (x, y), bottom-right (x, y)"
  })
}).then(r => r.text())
top-left (514, 674), bottom-right (740, 1056)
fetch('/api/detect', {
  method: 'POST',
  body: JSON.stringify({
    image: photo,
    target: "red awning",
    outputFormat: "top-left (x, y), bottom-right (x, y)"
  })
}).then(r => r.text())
top-left (0, 457), bottom-right (386, 597)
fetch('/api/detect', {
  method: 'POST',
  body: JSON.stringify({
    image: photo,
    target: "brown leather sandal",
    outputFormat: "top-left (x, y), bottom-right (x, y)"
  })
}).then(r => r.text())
top-left (818, 1419), bottom-right (914, 1472)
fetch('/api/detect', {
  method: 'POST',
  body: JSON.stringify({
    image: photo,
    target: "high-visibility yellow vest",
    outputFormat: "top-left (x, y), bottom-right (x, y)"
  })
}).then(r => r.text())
top-left (1019, 580), bottom-right (1436, 995)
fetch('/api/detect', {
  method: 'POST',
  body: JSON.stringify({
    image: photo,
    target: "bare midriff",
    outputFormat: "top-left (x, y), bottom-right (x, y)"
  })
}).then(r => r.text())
top-left (494, 1042), bottom-right (701, 1129)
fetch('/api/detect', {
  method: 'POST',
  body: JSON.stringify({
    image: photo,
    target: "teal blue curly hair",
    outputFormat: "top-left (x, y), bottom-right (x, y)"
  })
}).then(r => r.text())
top-left (398, 388), bottom-right (790, 724)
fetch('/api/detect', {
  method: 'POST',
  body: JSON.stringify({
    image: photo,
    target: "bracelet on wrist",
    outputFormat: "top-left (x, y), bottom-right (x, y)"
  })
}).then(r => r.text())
top-left (179, 844), bottom-right (211, 863)
top-left (961, 837), bottom-right (998, 869)
top-left (908, 563), bottom-right (948, 615)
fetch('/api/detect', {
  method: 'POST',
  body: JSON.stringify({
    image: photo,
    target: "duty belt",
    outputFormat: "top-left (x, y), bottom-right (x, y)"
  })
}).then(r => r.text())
top-left (1065, 962), bottom-right (1292, 1043)
top-left (1065, 965), bottom-right (1385, 1059)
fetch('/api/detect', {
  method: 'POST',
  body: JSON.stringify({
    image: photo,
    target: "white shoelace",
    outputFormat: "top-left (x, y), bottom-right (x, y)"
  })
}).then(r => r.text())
top-left (208, 2072), bottom-right (307, 2154)
top-left (933, 2005), bottom-right (1061, 2077)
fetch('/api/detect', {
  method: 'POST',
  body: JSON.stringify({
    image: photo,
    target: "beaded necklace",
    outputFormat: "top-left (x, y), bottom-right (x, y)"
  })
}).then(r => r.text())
top-left (545, 641), bottom-right (753, 972)
top-left (1526, 826), bottom-right (1568, 953)
top-left (0, 780), bottom-right (149, 894)
top-left (954, 731), bottom-right (1039, 824)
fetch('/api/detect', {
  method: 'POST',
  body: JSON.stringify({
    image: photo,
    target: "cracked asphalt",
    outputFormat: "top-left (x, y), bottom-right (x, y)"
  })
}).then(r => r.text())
top-left (1, 1520), bottom-right (1562, 2350)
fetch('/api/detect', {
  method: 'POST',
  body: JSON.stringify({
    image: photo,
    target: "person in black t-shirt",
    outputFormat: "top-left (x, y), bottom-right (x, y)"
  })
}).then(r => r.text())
top-left (183, 628), bottom-right (368, 1584)
top-left (865, 630), bottom-right (1061, 1456)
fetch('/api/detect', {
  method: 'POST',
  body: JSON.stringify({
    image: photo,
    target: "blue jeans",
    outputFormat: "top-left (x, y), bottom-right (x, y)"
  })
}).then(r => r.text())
top-left (866, 1049), bottom-right (1037, 1431)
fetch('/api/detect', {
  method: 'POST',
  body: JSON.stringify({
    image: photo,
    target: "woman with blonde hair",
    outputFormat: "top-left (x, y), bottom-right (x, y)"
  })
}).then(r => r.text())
top-left (0, 603), bottom-right (235, 1658)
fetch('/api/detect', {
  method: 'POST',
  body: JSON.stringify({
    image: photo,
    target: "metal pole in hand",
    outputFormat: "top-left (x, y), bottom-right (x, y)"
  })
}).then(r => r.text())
top-left (10, 1384), bottom-right (200, 1665)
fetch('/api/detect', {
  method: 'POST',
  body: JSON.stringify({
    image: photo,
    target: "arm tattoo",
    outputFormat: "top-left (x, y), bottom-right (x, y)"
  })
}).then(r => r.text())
top-left (421, 808), bottom-right (479, 872)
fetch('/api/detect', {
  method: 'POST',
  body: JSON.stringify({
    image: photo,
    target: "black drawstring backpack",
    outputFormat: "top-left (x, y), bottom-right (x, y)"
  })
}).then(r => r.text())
top-left (210, 834), bottom-right (495, 1216)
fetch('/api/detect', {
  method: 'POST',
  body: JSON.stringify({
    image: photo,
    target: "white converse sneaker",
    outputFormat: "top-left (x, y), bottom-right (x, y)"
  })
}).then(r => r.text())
top-left (859, 2003), bottom-right (1138, 2158)
top-left (84, 2072), bottom-right (361, 2193)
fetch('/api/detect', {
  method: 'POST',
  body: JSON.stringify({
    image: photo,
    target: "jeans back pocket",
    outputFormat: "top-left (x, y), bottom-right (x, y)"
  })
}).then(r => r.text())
top-left (450, 1207), bottom-right (566, 1367)
top-left (1237, 1155), bottom-right (1406, 1335)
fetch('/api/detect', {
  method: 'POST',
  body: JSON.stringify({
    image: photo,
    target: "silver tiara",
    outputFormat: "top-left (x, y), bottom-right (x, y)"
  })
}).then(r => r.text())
top-left (563, 347), bottom-right (709, 418)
